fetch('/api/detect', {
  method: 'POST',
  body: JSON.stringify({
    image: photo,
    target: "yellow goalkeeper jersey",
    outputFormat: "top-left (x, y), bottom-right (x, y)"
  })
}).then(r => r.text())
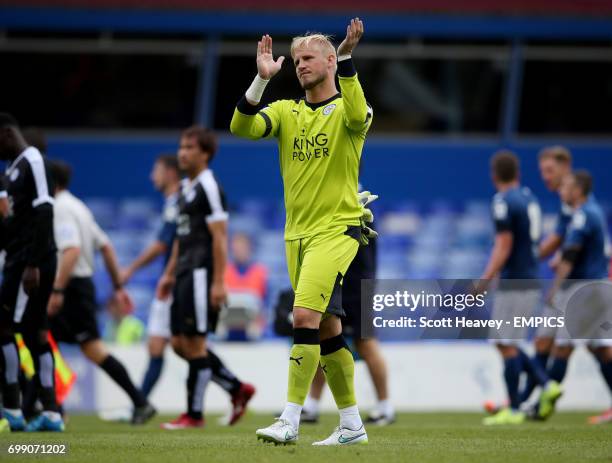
top-left (230, 68), bottom-right (373, 241)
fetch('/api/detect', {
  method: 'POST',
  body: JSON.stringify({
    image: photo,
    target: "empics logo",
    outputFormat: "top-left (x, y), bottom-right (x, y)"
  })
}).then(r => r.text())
top-left (322, 104), bottom-right (336, 116)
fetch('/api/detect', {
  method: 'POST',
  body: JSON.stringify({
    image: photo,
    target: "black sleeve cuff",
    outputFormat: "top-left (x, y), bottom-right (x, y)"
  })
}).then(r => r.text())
top-left (259, 112), bottom-right (272, 138)
top-left (337, 58), bottom-right (357, 78)
top-left (562, 248), bottom-right (579, 264)
top-left (494, 223), bottom-right (512, 233)
top-left (237, 95), bottom-right (261, 115)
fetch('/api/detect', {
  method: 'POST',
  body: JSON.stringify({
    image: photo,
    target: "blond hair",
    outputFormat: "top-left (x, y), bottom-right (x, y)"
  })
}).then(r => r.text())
top-left (290, 33), bottom-right (336, 59)
top-left (538, 145), bottom-right (572, 165)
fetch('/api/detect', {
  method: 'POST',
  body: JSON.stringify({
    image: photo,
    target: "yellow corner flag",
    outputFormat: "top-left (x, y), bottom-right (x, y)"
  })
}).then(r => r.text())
top-left (16, 333), bottom-right (77, 405)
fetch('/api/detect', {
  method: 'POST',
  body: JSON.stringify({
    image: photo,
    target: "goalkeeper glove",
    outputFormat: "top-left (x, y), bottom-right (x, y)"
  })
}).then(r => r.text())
top-left (357, 191), bottom-right (379, 245)
top-left (358, 190), bottom-right (378, 208)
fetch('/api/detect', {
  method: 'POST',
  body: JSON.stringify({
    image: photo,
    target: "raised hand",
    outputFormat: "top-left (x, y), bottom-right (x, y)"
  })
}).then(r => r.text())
top-left (337, 17), bottom-right (364, 56)
top-left (257, 34), bottom-right (285, 80)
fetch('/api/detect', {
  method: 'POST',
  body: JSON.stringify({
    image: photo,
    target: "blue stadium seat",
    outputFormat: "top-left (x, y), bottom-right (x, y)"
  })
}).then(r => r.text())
top-left (83, 198), bottom-right (512, 338)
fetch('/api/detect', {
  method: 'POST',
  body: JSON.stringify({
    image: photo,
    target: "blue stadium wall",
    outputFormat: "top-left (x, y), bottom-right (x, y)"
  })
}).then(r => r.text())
top-left (48, 136), bottom-right (612, 212)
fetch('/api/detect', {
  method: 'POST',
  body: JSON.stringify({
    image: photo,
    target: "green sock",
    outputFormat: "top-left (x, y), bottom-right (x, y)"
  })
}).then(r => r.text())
top-left (287, 343), bottom-right (320, 405)
top-left (321, 336), bottom-right (357, 409)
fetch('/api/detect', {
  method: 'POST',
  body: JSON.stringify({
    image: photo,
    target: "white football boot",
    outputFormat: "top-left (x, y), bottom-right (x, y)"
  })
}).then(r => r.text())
top-left (312, 425), bottom-right (368, 446)
top-left (256, 418), bottom-right (298, 445)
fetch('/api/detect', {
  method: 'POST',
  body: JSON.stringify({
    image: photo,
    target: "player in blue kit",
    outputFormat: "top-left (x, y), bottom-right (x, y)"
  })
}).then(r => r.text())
top-left (538, 147), bottom-right (574, 260)
top-left (521, 147), bottom-right (609, 420)
top-left (546, 170), bottom-right (612, 424)
top-left (516, 146), bottom-right (573, 408)
top-left (479, 151), bottom-right (561, 425)
top-left (121, 155), bottom-right (181, 399)
top-left (526, 149), bottom-right (610, 416)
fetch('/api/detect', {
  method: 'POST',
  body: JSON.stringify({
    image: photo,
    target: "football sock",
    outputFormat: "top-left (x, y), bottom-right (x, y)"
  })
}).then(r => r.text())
top-left (141, 356), bottom-right (164, 398)
top-left (100, 355), bottom-right (147, 407)
top-left (519, 351), bottom-right (549, 403)
top-left (187, 357), bottom-right (212, 420)
top-left (518, 349), bottom-right (548, 386)
top-left (279, 402), bottom-right (302, 430)
top-left (503, 354), bottom-right (522, 410)
top-left (548, 357), bottom-right (569, 383)
top-left (339, 404), bottom-right (363, 430)
top-left (377, 399), bottom-right (394, 417)
top-left (536, 351), bottom-right (550, 371)
top-left (21, 371), bottom-right (39, 418)
top-left (286, 328), bottom-right (320, 406)
top-left (208, 349), bottom-right (242, 395)
top-left (31, 344), bottom-right (58, 413)
top-left (320, 334), bottom-right (361, 430)
top-left (1, 339), bottom-right (21, 409)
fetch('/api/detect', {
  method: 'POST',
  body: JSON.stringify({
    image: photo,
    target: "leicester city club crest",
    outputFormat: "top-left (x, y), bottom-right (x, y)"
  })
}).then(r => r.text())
top-left (322, 104), bottom-right (336, 116)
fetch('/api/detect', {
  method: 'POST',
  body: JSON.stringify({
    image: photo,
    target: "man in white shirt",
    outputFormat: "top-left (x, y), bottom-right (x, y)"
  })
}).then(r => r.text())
top-left (48, 160), bottom-right (155, 425)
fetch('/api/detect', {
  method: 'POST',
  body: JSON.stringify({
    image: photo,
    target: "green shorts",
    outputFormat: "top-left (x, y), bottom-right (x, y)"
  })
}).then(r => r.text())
top-left (285, 225), bottom-right (361, 316)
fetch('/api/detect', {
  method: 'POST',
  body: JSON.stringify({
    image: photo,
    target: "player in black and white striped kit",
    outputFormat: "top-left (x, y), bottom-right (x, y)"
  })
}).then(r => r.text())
top-left (158, 126), bottom-right (253, 429)
top-left (0, 113), bottom-right (63, 432)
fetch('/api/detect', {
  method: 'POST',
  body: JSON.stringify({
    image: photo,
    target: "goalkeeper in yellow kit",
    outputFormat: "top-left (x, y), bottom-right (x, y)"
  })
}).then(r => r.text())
top-left (230, 18), bottom-right (374, 446)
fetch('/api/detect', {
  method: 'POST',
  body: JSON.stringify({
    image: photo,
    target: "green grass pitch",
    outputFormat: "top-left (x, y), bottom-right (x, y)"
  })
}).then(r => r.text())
top-left (1, 413), bottom-right (611, 462)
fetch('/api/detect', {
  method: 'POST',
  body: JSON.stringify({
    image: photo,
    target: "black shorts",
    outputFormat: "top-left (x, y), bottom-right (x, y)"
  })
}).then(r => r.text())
top-left (0, 254), bottom-right (56, 334)
top-left (171, 267), bottom-right (219, 336)
top-left (342, 238), bottom-right (377, 339)
top-left (49, 277), bottom-right (100, 344)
